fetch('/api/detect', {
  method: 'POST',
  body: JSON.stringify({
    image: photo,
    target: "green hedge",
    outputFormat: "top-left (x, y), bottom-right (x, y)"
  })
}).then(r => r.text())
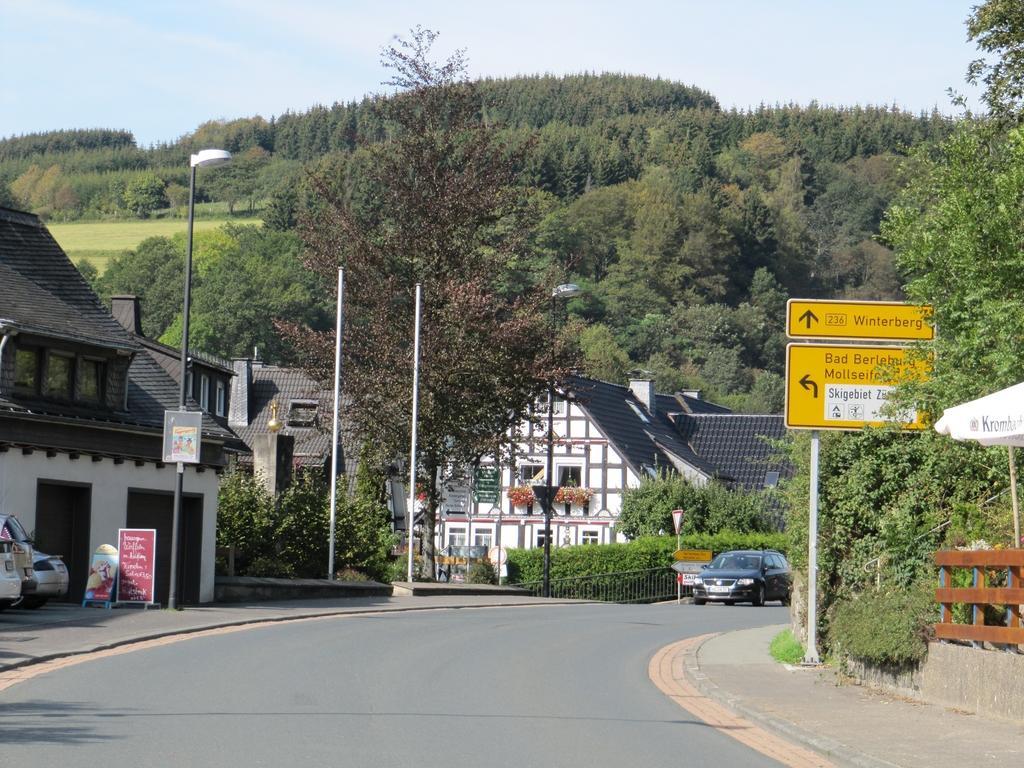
top-left (506, 530), bottom-right (788, 584)
top-left (828, 579), bottom-right (936, 666)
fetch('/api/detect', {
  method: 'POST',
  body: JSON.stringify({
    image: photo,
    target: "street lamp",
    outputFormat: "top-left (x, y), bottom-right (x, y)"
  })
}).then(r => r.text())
top-left (540, 282), bottom-right (581, 598)
top-left (168, 148), bottom-right (231, 610)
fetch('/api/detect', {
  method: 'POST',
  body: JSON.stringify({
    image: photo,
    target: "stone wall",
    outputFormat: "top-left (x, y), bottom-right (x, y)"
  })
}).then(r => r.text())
top-left (847, 641), bottom-right (1024, 723)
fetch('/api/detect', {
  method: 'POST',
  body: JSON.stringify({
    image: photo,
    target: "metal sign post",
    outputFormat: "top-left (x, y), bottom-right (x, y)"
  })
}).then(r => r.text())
top-left (672, 509), bottom-right (684, 604)
top-left (804, 431), bottom-right (821, 664)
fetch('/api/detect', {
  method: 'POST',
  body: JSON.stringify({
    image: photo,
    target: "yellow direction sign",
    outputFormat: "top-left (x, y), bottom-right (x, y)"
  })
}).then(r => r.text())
top-left (787, 299), bottom-right (934, 341)
top-left (785, 343), bottom-right (929, 431)
top-left (674, 549), bottom-right (713, 562)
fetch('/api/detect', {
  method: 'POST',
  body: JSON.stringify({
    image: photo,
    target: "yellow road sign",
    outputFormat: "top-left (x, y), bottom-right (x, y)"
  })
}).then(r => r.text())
top-left (785, 343), bottom-right (930, 431)
top-left (674, 549), bottom-right (713, 562)
top-left (787, 299), bottom-right (934, 341)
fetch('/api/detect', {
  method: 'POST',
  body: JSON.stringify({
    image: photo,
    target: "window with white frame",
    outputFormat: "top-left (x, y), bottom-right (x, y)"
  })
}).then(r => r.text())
top-left (535, 529), bottom-right (549, 547)
top-left (215, 380), bottom-right (226, 416)
top-left (519, 463), bottom-right (544, 485)
top-left (549, 393), bottom-right (566, 415)
top-left (581, 529), bottom-right (600, 545)
top-left (557, 465), bottom-right (582, 487)
top-left (533, 392), bottom-right (566, 416)
top-left (447, 527), bottom-right (467, 547)
top-left (200, 373), bottom-right (210, 410)
top-left (474, 530), bottom-right (492, 548)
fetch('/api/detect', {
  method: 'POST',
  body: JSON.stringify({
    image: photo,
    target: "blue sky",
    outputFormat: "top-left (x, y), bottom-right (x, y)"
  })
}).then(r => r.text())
top-left (1, 1), bottom-right (983, 147)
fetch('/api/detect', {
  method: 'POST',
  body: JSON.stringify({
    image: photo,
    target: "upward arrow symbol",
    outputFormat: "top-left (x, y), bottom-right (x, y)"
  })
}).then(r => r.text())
top-left (799, 310), bottom-right (819, 329)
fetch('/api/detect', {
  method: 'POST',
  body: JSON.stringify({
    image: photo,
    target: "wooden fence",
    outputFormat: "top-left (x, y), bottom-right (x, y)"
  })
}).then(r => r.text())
top-left (934, 549), bottom-right (1024, 646)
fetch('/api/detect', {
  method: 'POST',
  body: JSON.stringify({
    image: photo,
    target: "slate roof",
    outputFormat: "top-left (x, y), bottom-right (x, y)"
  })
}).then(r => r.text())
top-left (674, 414), bottom-right (790, 490)
top-left (564, 376), bottom-right (790, 491)
top-left (127, 349), bottom-right (236, 440)
top-left (234, 364), bottom-right (353, 471)
top-left (566, 376), bottom-right (719, 479)
top-left (0, 207), bottom-right (136, 350)
top-left (0, 206), bottom-right (232, 443)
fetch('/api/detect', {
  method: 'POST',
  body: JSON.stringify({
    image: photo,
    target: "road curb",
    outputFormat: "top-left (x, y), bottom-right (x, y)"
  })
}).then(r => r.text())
top-left (681, 633), bottom-right (899, 768)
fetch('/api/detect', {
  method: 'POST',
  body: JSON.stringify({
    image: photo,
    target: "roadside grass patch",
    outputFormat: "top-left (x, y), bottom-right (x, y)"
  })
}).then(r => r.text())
top-left (769, 628), bottom-right (804, 664)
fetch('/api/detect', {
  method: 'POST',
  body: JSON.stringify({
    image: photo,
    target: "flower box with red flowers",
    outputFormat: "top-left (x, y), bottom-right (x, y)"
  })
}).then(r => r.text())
top-left (554, 486), bottom-right (594, 506)
top-left (508, 486), bottom-right (535, 507)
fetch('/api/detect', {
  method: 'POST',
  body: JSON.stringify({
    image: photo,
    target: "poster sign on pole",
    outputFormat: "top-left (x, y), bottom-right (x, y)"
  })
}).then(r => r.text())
top-left (82, 544), bottom-right (119, 608)
top-left (117, 528), bottom-right (159, 607)
top-left (163, 410), bottom-right (203, 464)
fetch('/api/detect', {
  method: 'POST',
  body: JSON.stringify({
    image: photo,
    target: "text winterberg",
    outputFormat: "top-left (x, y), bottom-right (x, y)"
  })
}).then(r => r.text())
top-left (853, 315), bottom-right (924, 330)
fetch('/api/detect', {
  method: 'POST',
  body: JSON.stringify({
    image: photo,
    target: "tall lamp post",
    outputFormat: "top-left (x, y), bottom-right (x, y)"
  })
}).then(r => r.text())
top-left (540, 283), bottom-right (581, 598)
top-left (168, 149), bottom-right (231, 610)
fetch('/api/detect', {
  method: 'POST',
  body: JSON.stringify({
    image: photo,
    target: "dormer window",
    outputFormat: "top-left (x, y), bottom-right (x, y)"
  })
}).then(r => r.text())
top-left (215, 380), bottom-right (226, 417)
top-left (12, 344), bottom-right (110, 407)
top-left (287, 399), bottom-right (318, 427)
top-left (79, 358), bottom-right (105, 402)
top-left (13, 348), bottom-right (39, 391)
top-left (44, 352), bottom-right (74, 400)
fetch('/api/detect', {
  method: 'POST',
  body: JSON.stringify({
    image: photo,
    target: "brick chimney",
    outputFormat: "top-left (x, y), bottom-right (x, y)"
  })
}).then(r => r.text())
top-left (628, 373), bottom-right (656, 413)
top-left (110, 295), bottom-right (143, 335)
top-left (229, 358), bottom-right (251, 428)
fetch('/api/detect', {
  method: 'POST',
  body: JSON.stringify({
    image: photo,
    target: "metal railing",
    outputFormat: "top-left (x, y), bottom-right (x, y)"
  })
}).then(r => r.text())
top-left (513, 567), bottom-right (689, 603)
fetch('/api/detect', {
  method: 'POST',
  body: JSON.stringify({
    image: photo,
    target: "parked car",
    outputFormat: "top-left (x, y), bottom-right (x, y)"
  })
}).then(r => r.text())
top-left (0, 540), bottom-right (23, 609)
top-left (0, 514), bottom-right (36, 607)
top-left (14, 551), bottom-right (68, 609)
top-left (692, 549), bottom-right (791, 606)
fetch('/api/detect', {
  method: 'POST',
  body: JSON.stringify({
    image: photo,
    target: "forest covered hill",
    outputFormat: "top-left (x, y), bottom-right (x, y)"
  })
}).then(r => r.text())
top-left (0, 74), bottom-right (957, 411)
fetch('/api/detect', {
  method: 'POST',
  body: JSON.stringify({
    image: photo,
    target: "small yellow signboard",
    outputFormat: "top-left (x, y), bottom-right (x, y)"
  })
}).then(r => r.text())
top-left (674, 549), bottom-right (713, 562)
top-left (785, 343), bottom-right (929, 431)
top-left (787, 299), bottom-right (934, 342)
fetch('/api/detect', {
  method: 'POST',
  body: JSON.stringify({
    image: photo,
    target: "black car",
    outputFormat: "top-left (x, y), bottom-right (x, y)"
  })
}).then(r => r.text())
top-left (692, 549), bottom-right (791, 606)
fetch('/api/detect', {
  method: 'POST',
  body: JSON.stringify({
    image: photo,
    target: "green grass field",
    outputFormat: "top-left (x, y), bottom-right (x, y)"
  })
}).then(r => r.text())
top-left (50, 216), bottom-right (261, 273)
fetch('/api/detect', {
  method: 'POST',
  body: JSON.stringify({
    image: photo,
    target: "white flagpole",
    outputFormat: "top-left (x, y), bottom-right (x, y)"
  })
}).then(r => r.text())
top-left (406, 283), bottom-right (423, 582)
top-left (328, 268), bottom-right (344, 579)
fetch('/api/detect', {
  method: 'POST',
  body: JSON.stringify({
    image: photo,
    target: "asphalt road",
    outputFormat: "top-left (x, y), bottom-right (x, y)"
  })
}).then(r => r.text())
top-left (0, 602), bottom-right (788, 767)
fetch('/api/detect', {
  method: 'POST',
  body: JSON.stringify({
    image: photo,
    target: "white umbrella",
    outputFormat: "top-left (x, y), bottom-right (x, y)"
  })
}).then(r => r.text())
top-left (935, 382), bottom-right (1024, 547)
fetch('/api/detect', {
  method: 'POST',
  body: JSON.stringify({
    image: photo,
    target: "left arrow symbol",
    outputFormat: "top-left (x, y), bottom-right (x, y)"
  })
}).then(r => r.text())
top-left (799, 374), bottom-right (819, 398)
top-left (799, 310), bottom-right (819, 329)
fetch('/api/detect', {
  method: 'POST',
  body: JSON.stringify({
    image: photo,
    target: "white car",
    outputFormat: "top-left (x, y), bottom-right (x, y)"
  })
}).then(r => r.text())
top-left (0, 540), bottom-right (23, 607)
top-left (15, 551), bottom-right (68, 608)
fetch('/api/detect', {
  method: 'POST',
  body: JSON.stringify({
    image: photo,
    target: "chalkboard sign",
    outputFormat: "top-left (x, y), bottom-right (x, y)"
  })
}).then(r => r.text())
top-left (117, 528), bottom-right (157, 606)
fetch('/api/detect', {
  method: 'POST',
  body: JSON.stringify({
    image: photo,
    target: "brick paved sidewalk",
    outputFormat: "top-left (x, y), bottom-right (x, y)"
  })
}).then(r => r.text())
top-left (687, 623), bottom-right (1023, 768)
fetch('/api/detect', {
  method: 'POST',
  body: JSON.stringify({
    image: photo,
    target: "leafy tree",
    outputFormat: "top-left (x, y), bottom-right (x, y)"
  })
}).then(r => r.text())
top-left (884, 125), bottom-right (1024, 410)
top-left (618, 473), bottom-right (776, 539)
top-left (965, 0), bottom-right (1024, 122)
top-left (333, 449), bottom-right (399, 581)
top-left (97, 236), bottom-right (184, 337)
top-left (284, 28), bottom-right (568, 576)
top-left (122, 173), bottom-right (166, 218)
top-left (187, 226), bottom-right (330, 361)
top-left (578, 323), bottom-right (631, 383)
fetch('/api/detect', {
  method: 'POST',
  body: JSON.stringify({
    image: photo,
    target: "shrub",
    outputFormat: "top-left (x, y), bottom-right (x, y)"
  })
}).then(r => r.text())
top-left (828, 579), bottom-right (936, 666)
top-left (335, 567), bottom-right (371, 582)
top-left (467, 560), bottom-right (498, 585)
top-left (505, 531), bottom-right (788, 584)
top-left (247, 555), bottom-right (296, 579)
top-left (618, 473), bottom-right (781, 539)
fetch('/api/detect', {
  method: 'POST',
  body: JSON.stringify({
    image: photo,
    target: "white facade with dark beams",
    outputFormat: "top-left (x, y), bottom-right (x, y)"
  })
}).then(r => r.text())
top-left (436, 373), bottom-right (788, 558)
